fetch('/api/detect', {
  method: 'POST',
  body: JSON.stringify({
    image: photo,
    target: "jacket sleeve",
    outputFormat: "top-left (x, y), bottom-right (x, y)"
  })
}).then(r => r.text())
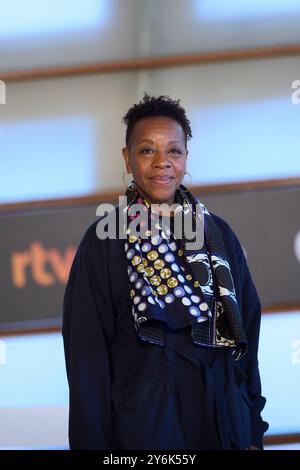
top-left (62, 223), bottom-right (116, 449)
top-left (237, 248), bottom-right (269, 449)
top-left (225, 223), bottom-right (269, 449)
top-left (212, 214), bottom-right (269, 449)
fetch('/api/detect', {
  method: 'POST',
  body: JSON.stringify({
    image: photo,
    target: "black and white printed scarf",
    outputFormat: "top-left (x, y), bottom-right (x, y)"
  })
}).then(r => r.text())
top-left (124, 183), bottom-right (247, 360)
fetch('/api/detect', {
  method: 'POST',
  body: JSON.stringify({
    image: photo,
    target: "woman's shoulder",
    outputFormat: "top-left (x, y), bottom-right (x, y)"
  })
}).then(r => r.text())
top-left (209, 211), bottom-right (240, 242)
top-left (208, 211), bottom-right (245, 261)
top-left (78, 205), bottom-right (121, 255)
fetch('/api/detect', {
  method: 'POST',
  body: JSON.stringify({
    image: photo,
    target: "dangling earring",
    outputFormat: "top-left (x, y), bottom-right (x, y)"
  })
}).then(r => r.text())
top-left (122, 172), bottom-right (136, 191)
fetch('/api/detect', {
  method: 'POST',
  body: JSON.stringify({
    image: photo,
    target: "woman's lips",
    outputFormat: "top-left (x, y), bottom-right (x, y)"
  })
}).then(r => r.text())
top-left (149, 176), bottom-right (173, 184)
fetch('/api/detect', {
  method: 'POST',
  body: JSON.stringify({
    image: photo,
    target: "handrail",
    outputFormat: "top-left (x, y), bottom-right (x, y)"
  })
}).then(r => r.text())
top-left (0, 177), bottom-right (299, 213)
top-left (264, 432), bottom-right (300, 446)
top-left (1, 44), bottom-right (300, 82)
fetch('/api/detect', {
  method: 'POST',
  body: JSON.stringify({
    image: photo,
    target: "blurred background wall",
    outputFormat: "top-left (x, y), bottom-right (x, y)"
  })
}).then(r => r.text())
top-left (0, 0), bottom-right (300, 450)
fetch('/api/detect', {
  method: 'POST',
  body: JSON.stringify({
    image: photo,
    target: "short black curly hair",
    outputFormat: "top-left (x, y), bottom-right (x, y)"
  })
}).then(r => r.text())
top-left (123, 93), bottom-right (192, 147)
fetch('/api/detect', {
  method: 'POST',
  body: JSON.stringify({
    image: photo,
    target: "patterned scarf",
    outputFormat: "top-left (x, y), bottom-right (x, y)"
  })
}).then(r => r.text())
top-left (124, 183), bottom-right (247, 360)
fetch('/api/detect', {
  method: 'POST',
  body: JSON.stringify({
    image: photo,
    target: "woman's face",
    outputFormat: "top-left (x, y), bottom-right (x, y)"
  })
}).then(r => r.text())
top-left (122, 116), bottom-right (188, 205)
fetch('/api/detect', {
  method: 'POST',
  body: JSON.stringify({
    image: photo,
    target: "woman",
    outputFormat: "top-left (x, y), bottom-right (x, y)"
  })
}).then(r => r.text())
top-left (62, 94), bottom-right (268, 450)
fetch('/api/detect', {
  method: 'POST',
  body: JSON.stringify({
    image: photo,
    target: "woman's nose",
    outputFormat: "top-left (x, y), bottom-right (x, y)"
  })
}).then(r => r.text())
top-left (152, 150), bottom-right (171, 167)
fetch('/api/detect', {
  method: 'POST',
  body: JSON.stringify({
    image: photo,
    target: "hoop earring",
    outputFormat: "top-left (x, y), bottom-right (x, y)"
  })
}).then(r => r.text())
top-left (183, 171), bottom-right (193, 187)
top-left (122, 171), bottom-right (136, 191)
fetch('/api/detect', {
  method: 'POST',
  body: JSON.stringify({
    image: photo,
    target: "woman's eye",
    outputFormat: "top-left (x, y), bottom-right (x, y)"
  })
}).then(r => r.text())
top-left (140, 147), bottom-right (153, 154)
top-left (169, 148), bottom-right (182, 154)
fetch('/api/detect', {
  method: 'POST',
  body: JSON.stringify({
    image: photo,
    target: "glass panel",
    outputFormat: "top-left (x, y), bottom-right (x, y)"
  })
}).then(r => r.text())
top-left (0, 116), bottom-right (96, 203)
top-left (2, 0), bottom-right (300, 70)
top-left (0, 333), bottom-right (68, 408)
top-left (0, 0), bottom-right (108, 38)
top-left (196, 0), bottom-right (300, 20)
top-left (0, 333), bottom-right (68, 449)
top-left (148, 0), bottom-right (300, 55)
top-left (259, 312), bottom-right (300, 435)
top-left (188, 97), bottom-right (300, 184)
top-left (148, 57), bottom-right (300, 184)
top-left (0, 71), bottom-right (138, 203)
top-left (0, 0), bottom-right (141, 70)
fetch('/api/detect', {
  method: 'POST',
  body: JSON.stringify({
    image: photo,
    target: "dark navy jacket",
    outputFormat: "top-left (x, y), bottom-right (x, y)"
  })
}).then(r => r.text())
top-left (62, 209), bottom-right (268, 450)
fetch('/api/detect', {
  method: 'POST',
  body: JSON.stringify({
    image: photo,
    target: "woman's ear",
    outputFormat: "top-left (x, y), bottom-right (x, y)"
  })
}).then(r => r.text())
top-left (122, 147), bottom-right (132, 173)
